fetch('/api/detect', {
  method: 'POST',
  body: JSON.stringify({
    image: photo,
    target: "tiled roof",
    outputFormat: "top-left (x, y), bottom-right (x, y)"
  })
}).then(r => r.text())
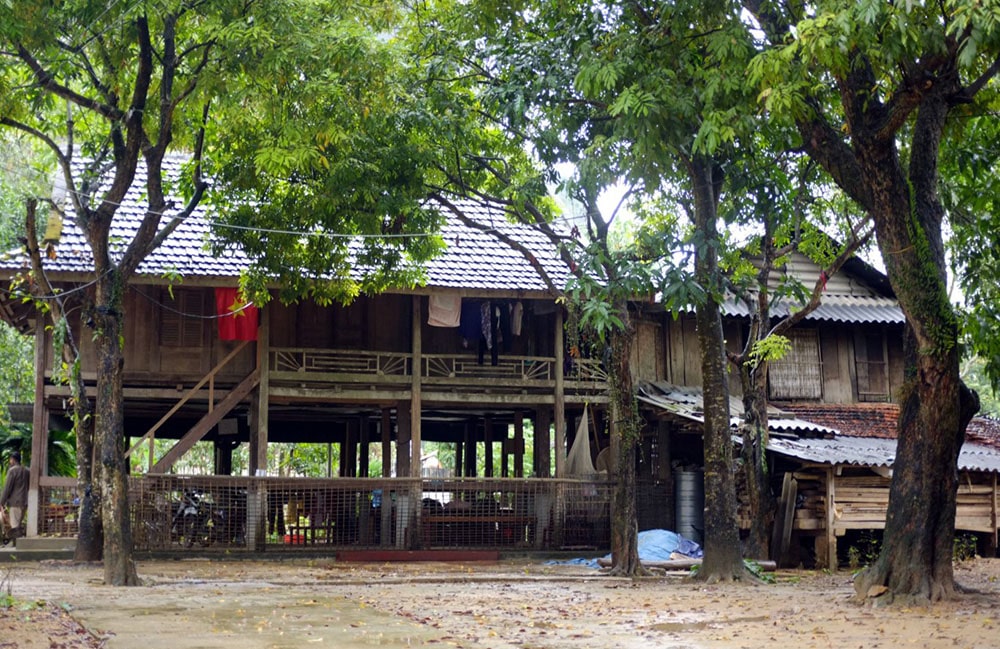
top-left (0, 155), bottom-right (571, 295)
top-left (778, 401), bottom-right (1000, 451)
top-left (777, 402), bottom-right (899, 439)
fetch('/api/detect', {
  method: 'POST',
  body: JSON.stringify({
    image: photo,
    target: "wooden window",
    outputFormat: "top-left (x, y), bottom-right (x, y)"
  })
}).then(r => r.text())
top-left (855, 331), bottom-right (889, 402)
top-left (160, 288), bottom-right (206, 347)
top-left (768, 329), bottom-right (823, 400)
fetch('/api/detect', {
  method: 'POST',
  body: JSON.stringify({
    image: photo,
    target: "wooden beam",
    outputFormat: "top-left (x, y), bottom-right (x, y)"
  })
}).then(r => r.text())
top-left (410, 295), bottom-right (422, 478)
top-left (514, 411), bottom-right (524, 478)
top-left (484, 417), bottom-right (494, 478)
top-left (381, 407), bottom-right (392, 478)
top-left (535, 408), bottom-right (551, 478)
top-left (256, 307), bottom-right (270, 474)
top-left (149, 368), bottom-right (260, 473)
top-left (554, 306), bottom-right (565, 478)
top-left (826, 467), bottom-right (837, 570)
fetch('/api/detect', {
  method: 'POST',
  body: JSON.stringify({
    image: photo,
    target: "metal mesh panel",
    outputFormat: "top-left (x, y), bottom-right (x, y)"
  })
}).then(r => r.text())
top-left (557, 481), bottom-right (612, 549)
top-left (127, 476), bottom-right (612, 553)
top-left (38, 484), bottom-right (79, 537)
top-left (262, 479), bottom-right (385, 548)
top-left (131, 476), bottom-right (249, 551)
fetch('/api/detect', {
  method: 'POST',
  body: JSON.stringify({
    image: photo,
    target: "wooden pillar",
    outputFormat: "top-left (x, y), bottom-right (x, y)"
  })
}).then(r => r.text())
top-left (534, 408), bottom-right (551, 478)
top-left (454, 439), bottom-right (464, 477)
top-left (396, 401), bottom-right (411, 478)
top-left (554, 306), bottom-right (566, 478)
top-left (464, 423), bottom-right (477, 478)
top-left (254, 303), bottom-right (270, 474)
top-left (484, 417), bottom-right (494, 478)
top-left (343, 419), bottom-right (359, 477)
top-left (27, 319), bottom-right (49, 537)
top-left (410, 295), bottom-right (422, 477)
top-left (501, 422), bottom-right (510, 478)
top-left (825, 467), bottom-right (837, 570)
top-left (381, 408), bottom-right (392, 477)
top-left (359, 416), bottom-right (370, 478)
top-left (513, 412), bottom-right (525, 478)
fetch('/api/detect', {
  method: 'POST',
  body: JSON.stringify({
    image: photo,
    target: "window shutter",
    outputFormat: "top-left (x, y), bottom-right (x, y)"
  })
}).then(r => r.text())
top-left (161, 289), bottom-right (205, 347)
top-left (769, 329), bottom-right (823, 400)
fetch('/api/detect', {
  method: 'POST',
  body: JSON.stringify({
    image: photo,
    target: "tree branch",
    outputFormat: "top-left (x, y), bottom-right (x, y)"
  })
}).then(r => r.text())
top-left (430, 192), bottom-right (561, 297)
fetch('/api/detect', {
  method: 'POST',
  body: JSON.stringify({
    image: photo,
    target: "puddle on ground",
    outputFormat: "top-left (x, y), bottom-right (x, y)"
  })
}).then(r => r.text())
top-left (649, 614), bottom-right (770, 633)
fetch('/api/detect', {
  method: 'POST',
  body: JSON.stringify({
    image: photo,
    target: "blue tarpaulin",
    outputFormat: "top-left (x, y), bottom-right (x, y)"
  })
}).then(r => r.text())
top-left (548, 529), bottom-right (703, 569)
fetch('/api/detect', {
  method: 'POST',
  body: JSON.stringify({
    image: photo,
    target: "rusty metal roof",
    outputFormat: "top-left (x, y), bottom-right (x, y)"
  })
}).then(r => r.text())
top-left (0, 155), bottom-right (571, 295)
top-left (636, 381), bottom-right (838, 437)
top-left (640, 381), bottom-right (1000, 474)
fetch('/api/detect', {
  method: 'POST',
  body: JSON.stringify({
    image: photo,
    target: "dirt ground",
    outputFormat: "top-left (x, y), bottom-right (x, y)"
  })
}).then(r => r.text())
top-left (2, 556), bottom-right (1000, 648)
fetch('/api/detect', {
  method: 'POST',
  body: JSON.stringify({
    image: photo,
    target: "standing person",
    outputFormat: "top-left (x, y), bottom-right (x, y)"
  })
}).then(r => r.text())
top-left (1, 451), bottom-right (29, 543)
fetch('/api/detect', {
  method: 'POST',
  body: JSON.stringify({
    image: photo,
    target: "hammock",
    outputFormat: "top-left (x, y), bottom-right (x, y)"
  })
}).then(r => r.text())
top-left (565, 404), bottom-right (598, 477)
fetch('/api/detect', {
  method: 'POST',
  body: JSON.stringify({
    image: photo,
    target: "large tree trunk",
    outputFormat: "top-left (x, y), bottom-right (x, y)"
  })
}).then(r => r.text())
top-left (739, 361), bottom-right (774, 561)
top-left (851, 84), bottom-right (976, 604)
top-left (608, 317), bottom-right (644, 576)
top-left (690, 156), bottom-right (744, 582)
top-left (93, 272), bottom-right (138, 586)
top-left (855, 342), bottom-right (977, 604)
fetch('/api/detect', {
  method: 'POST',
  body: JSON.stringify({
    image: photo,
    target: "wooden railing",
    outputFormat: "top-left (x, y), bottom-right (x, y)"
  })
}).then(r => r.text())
top-left (269, 347), bottom-right (607, 389)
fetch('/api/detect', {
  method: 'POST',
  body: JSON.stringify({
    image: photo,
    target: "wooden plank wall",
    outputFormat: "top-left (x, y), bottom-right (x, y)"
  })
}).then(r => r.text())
top-left (785, 469), bottom-right (999, 537)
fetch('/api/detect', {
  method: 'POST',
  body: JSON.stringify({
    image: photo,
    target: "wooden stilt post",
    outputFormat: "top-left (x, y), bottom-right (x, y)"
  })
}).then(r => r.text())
top-left (554, 307), bottom-right (565, 478)
top-left (514, 411), bottom-right (525, 478)
top-left (411, 295), bottom-right (422, 478)
top-left (535, 408), bottom-right (551, 478)
top-left (484, 417), bottom-right (494, 478)
top-left (381, 408), bottom-right (392, 477)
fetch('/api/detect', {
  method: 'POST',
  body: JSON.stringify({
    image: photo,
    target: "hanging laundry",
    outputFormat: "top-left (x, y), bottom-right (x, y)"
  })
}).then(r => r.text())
top-left (511, 301), bottom-right (523, 336)
top-left (480, 301), bottom-right (493, 350)
top-left (215, 287), bottom-right (259, 341)
top-left (459, 299), bottom-right (482, 348)
top-left (428, 294), bottom-right (461, 327)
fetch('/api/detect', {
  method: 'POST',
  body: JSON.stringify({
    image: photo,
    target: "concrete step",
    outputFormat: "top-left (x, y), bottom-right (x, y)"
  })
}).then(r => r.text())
top-left (0, 536), bottom-right (76, 562)
top-left (15, 536), bottom-right (77, 551)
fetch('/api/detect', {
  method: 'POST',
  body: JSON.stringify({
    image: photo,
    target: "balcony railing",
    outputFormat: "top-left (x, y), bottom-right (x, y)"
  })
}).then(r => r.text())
top-left (269, 348), bottom-right (607, 390)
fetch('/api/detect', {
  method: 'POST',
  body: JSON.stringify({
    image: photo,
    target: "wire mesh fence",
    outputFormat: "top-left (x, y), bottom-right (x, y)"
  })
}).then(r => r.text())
top-left (121, 476), bottom-right (614, 553)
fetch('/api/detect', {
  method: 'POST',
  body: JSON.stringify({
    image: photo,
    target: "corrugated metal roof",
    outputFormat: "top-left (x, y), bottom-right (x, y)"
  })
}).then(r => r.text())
top-left (0, 155), bottom-right (571, 294)
top-left (766, 435), bottom-right (1000, 475)
top-left (721, 294), bottom-right (904, 324)
top-left (637, 381), bottom-right (838, 436)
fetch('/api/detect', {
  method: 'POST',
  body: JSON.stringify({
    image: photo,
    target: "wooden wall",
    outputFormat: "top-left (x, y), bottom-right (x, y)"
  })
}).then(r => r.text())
top-left (68, 288), bottom-right (559, 388)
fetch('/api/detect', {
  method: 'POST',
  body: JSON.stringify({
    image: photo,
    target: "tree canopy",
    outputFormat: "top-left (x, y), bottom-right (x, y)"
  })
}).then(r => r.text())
top-left (745, 0), bottom-right (1000, 603)
top-left (0, 0), bottom-right (519, 585)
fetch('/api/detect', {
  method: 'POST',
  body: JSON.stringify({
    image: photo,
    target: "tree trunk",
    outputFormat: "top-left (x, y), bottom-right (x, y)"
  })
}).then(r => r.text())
top-left (93, 272), bottom-right (138, 586)
top-left (850, 86), bottom-right (976, 603)
top-left (72, 392), bottom-right (102, 563)
top-left (854, 343), bottom-right (977, 604)
top-left (740, 361), bottom-right (774, 561)
top-left (690, 155), bottom-right (744, 582)
top-left (608, 317), bottom-right (644, 576)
